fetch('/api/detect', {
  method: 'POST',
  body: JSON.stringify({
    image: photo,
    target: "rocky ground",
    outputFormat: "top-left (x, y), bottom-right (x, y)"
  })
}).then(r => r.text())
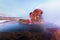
top-left (0, 31), bottom-right (56, 40)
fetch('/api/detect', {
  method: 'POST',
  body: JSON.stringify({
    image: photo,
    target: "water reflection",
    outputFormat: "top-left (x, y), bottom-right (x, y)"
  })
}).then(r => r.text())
top-left (0, 20), bottom-right (58, 32)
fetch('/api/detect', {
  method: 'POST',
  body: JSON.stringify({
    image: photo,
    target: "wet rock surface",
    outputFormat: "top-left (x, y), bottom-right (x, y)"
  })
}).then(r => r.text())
top-left (0, 31), bottom-right (56, 40)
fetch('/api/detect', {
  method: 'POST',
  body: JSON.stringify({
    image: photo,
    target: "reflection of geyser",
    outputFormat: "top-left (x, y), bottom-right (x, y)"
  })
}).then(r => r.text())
top-left (0, 21), bottom-right (58, 32)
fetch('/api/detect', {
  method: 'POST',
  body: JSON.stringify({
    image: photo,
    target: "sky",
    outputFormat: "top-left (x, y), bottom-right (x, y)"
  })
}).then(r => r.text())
top-left (0, 0), bottom-right (60, 26)
top-left (0, 0), bottom-right (46, 18)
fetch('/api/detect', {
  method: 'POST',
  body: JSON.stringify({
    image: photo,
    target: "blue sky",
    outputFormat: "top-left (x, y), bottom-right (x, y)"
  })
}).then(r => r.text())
top-left (0, 0), bottom-right (60, 26)
top-left (0, 0), bottom-right (47, 18)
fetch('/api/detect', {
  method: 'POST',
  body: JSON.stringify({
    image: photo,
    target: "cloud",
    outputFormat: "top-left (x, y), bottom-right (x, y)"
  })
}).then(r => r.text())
top-left (35, 0), bottom-right (60, 26)
top-left (0, 0), bottom-right (60, 26)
